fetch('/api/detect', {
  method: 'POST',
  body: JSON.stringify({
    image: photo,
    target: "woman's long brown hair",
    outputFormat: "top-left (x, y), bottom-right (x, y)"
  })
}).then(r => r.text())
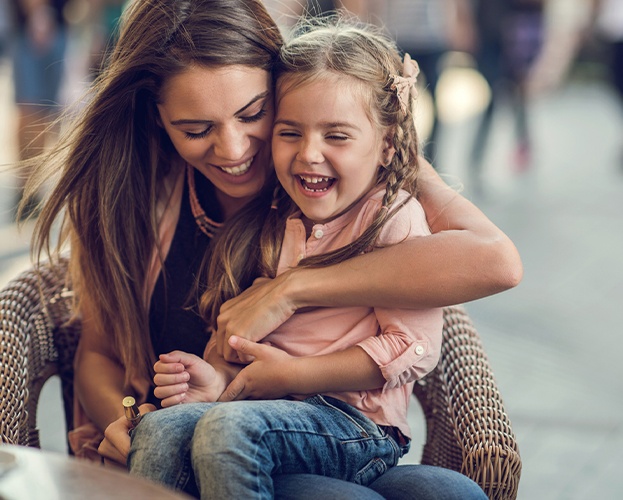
top-left (25, 0), bottom-right (282, 386)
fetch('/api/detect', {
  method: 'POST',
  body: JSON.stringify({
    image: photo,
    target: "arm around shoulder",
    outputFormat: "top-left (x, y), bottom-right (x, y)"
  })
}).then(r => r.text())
top-left (417, 160), bottom-right (523, 293)
top-left (283, 160), bottom-right (522, 311)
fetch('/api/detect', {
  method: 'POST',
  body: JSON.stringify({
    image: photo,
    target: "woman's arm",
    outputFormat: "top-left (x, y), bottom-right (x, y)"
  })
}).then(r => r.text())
top-left (74, 307), bottom-right (128, 433)
top-left (75, 302), bottom-right (149, 465)
top-left (293, 160), bottom-right (522, 309)
top-left (214, 159), bottom-right (522, 358)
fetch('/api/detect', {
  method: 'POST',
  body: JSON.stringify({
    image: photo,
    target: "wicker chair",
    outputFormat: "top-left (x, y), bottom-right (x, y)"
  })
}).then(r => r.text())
top-left (0, 258), bottom-right (521, 499)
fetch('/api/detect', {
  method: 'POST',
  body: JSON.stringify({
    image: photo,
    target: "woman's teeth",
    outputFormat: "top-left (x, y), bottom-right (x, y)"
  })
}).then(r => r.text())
top-left (220, 158), bottom-right (253, 176)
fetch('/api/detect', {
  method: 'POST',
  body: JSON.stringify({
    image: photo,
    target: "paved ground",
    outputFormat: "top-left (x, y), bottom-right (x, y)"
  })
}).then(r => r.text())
top-left (1, 52), bottom-right (623, 499)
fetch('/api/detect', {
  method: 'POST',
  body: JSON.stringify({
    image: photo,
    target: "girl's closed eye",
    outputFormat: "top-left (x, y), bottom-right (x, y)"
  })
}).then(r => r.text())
top-left (326, 133), bottom-right (349, 141)
top-left (275, 128), bottom-right (301, 139)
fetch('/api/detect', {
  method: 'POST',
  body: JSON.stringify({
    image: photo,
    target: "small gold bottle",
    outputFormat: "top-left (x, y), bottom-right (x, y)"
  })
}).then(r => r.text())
top-left (122, 396), bottom-right (142, 428)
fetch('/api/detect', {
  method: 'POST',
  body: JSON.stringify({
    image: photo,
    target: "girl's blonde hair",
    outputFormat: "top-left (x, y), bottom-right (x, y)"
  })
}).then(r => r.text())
top-left (201, 16), bottom-right (421, 327)
top-left (25, 0), bottom-right (283, 386)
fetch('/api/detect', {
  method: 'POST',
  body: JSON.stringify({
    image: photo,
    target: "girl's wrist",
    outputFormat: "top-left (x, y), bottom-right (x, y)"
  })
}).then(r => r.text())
top-left (285, 356), bottom-right (310, 395)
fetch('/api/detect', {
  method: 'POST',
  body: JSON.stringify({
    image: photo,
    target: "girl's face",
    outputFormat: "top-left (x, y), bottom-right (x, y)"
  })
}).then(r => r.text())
top-left (272, 76), bottom-right (388, 228)
top-left (157, 64), bottom-right (273, 219)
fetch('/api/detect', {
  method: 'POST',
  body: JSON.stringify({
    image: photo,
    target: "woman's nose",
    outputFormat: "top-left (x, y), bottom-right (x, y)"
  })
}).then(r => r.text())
top-left (213, 124), bottom-right (250, 161)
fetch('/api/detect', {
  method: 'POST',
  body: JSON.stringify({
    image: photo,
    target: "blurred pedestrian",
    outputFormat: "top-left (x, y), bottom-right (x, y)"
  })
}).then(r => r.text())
top-left (0, 0), bottom-right (11, 58)
top-left (592, 0), bottom-right (623, 166)
top-left (266, 0), bottom-right (366, 19)
top-left (468, 0), bottom-right (546, 191)
top-left (363, 0), bottom-right (475, 166)
top-left (87, 0), bottom-right (126, 79)
top-left (8, 0), bottom-right (70, 220)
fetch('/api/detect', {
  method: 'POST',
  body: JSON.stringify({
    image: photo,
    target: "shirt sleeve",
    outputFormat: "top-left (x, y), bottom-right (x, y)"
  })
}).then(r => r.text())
top-left (356, 194), bottom-right (443, 391)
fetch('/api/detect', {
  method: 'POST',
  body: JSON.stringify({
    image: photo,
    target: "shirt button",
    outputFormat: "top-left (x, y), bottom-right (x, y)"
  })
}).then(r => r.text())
top-left (415, 345), bottom-right (425, 355)
top-left (314, 229), bottom-right (324, 239)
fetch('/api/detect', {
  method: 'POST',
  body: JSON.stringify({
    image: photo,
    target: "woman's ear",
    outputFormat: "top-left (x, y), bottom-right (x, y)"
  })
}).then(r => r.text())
top-left (155, 104), bottom-right (164, 128)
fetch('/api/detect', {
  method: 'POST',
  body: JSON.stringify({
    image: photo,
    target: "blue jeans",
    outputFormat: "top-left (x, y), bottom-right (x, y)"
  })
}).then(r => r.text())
top-left (274, 466), bottom-right (487, 500)
top-left (129, 397), bottom-right (486, 499)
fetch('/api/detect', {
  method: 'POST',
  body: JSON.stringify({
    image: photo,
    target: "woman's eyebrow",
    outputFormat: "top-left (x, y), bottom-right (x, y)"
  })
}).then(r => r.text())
top-left (170, 118), bottom-right (212, 125)
top-left (169, 91), bottom-right (270, 126)
top-left (234, 91), bottom-right (270, 116)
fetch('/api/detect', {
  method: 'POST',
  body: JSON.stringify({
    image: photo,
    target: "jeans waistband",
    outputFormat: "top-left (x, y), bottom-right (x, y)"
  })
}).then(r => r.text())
top-left (379, 425), bottom-right (410, 447)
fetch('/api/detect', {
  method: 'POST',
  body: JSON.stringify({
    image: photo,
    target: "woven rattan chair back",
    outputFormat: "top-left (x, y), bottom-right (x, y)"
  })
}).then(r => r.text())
top-left (0, 259), bottom-right (521, 499)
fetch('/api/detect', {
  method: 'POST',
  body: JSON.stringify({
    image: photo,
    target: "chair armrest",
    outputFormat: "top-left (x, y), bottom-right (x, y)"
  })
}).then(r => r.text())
top-left (412, 305), bottom-right (522, 500)
top-left (0, 258), bottom-right (78, 448)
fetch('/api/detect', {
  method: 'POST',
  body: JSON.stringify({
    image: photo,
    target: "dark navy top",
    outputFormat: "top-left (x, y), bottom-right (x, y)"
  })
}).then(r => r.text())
top-left (147, 171), bottom-right (221, 406)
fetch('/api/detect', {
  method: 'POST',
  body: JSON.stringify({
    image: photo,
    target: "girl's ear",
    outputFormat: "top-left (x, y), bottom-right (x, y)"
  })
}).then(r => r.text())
top-left (381, 131), bottom-right (396, 167)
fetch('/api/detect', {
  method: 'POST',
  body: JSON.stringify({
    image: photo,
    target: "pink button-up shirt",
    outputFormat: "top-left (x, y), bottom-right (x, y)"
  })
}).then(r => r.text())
top-left (266, 188), bottom-right (443, 438)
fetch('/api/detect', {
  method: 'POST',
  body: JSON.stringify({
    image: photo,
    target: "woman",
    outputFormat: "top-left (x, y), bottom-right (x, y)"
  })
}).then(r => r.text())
top-left (23, 0), bottom-right (521, 497)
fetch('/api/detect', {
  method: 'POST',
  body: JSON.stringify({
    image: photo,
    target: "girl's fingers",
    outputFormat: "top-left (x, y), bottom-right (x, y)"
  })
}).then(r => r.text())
top-left (153, 360), bottom-right (186, 374)
top-left (159, 393), bottom-right (187, 408)
top-left (153, 382), bottom-right (188, 400)
top-left (153, 371), bottom-right (189, 387)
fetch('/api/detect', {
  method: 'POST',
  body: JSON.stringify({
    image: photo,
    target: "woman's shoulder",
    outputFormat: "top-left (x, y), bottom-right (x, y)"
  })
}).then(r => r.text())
top-left (370, 188), bottom-right (431, 244)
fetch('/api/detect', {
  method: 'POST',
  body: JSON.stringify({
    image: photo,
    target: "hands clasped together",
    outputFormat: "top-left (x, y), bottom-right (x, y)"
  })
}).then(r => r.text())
top-left (99, 276), bottom-right (297, 465)
top-left (154, 275), bottom-right (301, 405)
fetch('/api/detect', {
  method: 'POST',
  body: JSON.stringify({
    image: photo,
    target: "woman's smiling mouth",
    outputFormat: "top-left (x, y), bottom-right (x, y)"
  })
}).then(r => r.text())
top-left (219, 157), bottom-right (253, 176)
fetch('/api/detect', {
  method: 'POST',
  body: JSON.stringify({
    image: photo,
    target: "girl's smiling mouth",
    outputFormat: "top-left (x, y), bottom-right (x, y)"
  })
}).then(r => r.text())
top-left (298, 175), bottom-right (335, 192)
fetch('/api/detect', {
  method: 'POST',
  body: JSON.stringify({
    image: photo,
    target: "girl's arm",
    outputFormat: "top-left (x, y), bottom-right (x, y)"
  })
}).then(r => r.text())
top-left (218, 337), bottom-right (385, 401)
top-left (214, 160), bottom-right (522, 360)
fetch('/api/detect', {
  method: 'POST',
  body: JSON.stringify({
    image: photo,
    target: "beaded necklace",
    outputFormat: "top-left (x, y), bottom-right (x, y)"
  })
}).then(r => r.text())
top-left (186, 164), bottom-right (223, 238)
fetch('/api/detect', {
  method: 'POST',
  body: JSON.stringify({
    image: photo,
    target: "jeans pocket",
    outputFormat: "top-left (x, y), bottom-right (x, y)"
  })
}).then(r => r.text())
top-left (353, 457), bottom-right (389, 486)
top-left (312, 395), bottom-right (378, 438)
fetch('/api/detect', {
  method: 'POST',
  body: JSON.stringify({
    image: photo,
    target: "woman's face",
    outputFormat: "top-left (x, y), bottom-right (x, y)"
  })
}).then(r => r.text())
top-left (157, 64), bottom-right (273, 218)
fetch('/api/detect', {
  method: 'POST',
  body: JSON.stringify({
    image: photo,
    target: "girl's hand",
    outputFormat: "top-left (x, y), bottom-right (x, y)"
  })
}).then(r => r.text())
top-left (215, 275), bottom-right (299, 362)
top-left (218, 336), bottom-right (297, 401)
top-left (153, 351), bottom-right (225, 405)
top-left (98, 403), bottom-right (156, 466)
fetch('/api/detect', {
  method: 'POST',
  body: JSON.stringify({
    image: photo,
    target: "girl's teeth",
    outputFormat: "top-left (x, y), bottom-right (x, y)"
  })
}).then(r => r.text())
top-left (300, 176), bottom-right (330, 184)
top-left (299, 175), bottom-right (334, 192)
top-left (221, 158), bottom-right (253, 176)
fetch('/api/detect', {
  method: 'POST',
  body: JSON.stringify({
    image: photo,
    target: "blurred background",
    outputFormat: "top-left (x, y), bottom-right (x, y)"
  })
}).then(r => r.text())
top-left (1, 0), bottom-right (622, 498)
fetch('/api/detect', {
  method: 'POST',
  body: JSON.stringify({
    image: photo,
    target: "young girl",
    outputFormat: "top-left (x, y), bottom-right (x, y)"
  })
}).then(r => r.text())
top-left (136, 19), bottom-right (475, 499)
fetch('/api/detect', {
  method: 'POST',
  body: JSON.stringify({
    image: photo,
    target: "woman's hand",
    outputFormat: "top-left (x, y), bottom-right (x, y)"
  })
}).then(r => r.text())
top-left (218, 336), bottom-right (296, 401)
top-left (214, 276), bottom-right (299, 362)
top-left (98, 403), bottom-right (156, 466)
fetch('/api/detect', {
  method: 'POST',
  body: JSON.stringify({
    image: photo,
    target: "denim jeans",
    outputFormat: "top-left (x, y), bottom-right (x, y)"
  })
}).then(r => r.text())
top-left (129, 397), bottom-right (486, 499)
top-left (130, 396), bottom-right (404, 496)
top-left (274, 466), bottom-right (488, 500)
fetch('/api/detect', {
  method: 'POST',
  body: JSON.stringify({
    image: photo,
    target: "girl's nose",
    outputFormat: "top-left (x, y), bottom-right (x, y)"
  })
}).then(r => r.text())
top-left (296, 137), bottom-right (324, 165)
top-left (213, 124), bottom-right (250, 161)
